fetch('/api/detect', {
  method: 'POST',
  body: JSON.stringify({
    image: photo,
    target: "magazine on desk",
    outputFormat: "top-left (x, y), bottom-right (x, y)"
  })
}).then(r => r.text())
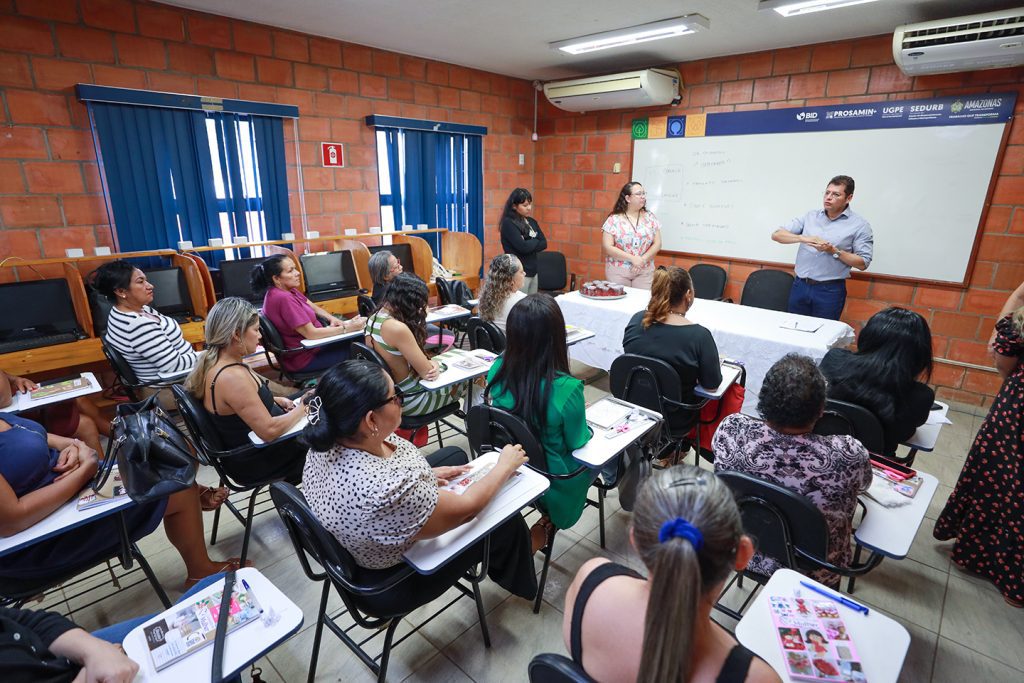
top-left (30, 376), bottom-right (90, 401)
top-left (77, 466), bottom-right (128, 510)
top-left (143, 585), bottom-right (263, 671)
top-left (768, 595), bottom-right (865, 681)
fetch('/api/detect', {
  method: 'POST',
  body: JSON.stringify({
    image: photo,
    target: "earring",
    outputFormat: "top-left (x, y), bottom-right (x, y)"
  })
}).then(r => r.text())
top-left (371, 426), bottom-right (379, 435)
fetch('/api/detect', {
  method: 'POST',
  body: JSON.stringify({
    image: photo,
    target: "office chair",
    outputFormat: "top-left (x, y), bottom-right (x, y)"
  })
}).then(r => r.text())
top-left (466, 316), bottom-right (507, 354)
top-left (101, 342), bottom-right (185, 403)
top-left (467, 404), bottom-right (601, 614)
top-left (171, 385), bottom-right (306, 566)
top-left (739, 269), bottom-right (794, 312)
top-left (689, 263), bottom-right (729, 301)
top-left (715, 470), bottom-right (883, 617)
top-left (813, 398), bottom-right (885, 456)
top-left (257, 313), bottom-right (327, 385)
top-left (528, 653), bottom-right (594, 682)
top-left (270, 482), bottom-right (491, 683)
top-left (536, 251), bottom-right (577, 295)
top-left (609, 354), bottom-right (709, 464)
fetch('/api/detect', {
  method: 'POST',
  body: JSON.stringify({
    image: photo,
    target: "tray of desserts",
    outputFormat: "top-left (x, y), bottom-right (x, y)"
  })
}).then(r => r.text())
top-left (579, 280), bottom-right (627, 300)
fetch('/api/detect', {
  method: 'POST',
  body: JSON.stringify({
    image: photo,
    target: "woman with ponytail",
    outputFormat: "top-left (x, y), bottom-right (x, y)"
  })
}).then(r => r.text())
top-left (563, 466), bottom-right (779, 683)
top-left (184, 297), bottom-right (308, 481)
top-left (300, 360), bottom-right (538, 607)
top-left (623, 266), bottom-right (722, 412)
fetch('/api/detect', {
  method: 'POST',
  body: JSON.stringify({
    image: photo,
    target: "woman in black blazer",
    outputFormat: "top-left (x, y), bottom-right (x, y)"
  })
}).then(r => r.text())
top-left (499, 188), bottom-right (547, 294)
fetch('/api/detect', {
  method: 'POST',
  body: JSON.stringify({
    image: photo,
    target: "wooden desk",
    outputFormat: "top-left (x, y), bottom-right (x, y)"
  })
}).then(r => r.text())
top-left (0, 322), bottom-right (205, 377)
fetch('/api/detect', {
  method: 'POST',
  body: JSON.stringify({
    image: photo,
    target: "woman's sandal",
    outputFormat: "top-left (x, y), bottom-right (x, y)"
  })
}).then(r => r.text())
top-left (1005, 595), bottom-right (1024, 608)
top-left (184, 557), bottom-right (254, 590)
top-left (198, 485), bottom-right (229, 511)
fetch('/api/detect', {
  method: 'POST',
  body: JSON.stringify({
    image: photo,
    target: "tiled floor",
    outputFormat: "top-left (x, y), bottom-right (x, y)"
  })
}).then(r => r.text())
top-left (54, 375), bottom-right (1024, 682)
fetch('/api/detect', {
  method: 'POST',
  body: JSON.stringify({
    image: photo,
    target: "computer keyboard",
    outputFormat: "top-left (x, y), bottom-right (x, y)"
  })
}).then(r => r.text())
top-left (0, 332), bottom-right (80, 354)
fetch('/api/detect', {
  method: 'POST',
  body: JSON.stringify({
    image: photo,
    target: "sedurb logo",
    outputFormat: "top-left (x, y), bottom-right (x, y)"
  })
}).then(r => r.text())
top-left (825, 108), bottom-right (877, 119)
top-left (909, 103), bottom-right (943, 113)
top-left (796, 111), bottom-right (818, 121)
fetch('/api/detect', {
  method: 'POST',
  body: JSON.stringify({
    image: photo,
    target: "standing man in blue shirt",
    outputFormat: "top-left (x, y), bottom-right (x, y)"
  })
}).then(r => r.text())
top-left (771, 175), bottom-right (874, 320)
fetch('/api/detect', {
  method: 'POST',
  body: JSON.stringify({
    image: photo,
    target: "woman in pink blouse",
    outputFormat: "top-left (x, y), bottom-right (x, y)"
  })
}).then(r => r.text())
top-left (601, 181), bottom-right (662, 289)
top-left (251, 255), bottom-right (365, 374)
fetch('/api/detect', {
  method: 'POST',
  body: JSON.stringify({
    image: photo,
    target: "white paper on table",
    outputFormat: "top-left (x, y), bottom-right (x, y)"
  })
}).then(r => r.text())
top-left (585, 397), bottom-right (635, 430)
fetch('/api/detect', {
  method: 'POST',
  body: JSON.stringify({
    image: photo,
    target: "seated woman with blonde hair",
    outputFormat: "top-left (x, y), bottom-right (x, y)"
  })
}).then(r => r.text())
top-left (564, 466), bottom-right (779, 683)
top-left (477, 254), bottom-right (526, 333)
top-left (184, 297), bottom-right (308, 483)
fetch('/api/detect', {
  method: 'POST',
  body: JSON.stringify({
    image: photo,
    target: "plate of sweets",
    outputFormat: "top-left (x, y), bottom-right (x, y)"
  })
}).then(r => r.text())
top-left (580, 280), bottom-right (627, 300)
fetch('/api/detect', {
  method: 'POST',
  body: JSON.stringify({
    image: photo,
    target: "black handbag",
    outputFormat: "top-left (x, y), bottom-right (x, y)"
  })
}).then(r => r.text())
top-left (93, 393), bottom-right (197, 503)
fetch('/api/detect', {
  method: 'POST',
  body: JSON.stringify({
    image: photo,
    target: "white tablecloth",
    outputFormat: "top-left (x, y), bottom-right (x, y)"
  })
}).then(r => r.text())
top-left (556, 287), bottom-right (855, 414)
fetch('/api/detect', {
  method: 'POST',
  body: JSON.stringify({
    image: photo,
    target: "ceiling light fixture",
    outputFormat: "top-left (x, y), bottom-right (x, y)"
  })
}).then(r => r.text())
top-left (759, 0), bottom-right (882, 17)
top-left (550, 14), bottom-right (710, 55)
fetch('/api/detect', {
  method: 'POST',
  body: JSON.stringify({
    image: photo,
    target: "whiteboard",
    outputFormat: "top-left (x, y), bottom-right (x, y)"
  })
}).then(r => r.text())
top-left (633, 124), bottom-right (1006, 283)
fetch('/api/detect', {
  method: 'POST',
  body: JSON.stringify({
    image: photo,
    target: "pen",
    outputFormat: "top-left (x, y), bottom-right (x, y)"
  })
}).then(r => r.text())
top-left (242, 579), bottom-right (251, 591)
top-left (799, 580), bottom-right (870, 615)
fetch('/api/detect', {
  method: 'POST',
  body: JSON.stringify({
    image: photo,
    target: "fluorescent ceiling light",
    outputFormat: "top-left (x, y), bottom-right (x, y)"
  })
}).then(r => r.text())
top-left (760, 0), bottom-right (881, 17)
top-left (550, 15), bottom-right (709, 55)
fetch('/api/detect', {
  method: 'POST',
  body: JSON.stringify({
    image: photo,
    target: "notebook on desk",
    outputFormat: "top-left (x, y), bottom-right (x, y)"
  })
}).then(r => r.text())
top-left (0, 279), bottom-right (84, 354)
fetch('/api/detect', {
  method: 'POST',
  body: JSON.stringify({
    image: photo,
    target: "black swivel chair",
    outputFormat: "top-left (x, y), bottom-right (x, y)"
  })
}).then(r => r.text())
top-left (689, 263), bottom-right (729, 301)
top-left (528, 653), bottom-right (594, 682)
top-left (466, 316), bottom-right (507, 354)
top-left (258, 313), bottom-right (326, 385)
top-left (171, 385), bottom-right (306, 566)
top-left (739, 269), bottom-right (795, 312)
top-left (270, 482), bottom-right (491, 683)
top-left (610, 354), bottom-right (709, 464)
top-left (536, 251), bottom-right (577, 295)
top-left (715, 470), bottom-right (883, 617)
top-left (351, 341), bottom-right (464, 447)
top-left (467, 404), bottom-right (604, 614)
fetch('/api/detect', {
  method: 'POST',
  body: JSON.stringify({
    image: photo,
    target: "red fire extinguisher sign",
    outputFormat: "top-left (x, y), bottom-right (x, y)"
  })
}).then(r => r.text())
top-left (321, 142), bottom-right (345, 167)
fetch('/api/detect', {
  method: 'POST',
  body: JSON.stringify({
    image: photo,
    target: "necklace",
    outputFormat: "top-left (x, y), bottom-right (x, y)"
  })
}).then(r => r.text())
top-left (669, 310), bottom-right (688, 319)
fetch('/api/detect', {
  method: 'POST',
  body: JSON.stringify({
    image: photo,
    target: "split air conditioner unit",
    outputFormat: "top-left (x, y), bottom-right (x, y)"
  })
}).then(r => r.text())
top-left (543, 68), bottom-right (681, 113)
top-left (893, 7), bottom-right (1024, 75)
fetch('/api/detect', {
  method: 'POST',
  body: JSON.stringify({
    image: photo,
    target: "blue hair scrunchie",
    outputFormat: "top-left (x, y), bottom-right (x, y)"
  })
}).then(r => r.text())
top-left (658, 517), bottom-right (704, 551)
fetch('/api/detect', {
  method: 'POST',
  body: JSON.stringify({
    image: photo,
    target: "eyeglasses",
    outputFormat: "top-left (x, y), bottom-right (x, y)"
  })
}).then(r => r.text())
top-left (631, 191), bottom-right (647, 197)
top-left (823, 190), bottom-right (845, 199)
top-left (374, 388), bottom-right (404, 409)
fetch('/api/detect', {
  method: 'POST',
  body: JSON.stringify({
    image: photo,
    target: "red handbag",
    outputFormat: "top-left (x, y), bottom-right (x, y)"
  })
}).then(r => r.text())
top-left (687, 381), bottom-right (746, 452)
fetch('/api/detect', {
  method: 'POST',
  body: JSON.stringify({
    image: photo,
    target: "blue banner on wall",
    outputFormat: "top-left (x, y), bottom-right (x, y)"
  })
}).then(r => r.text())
top-left (632, 93), bottom-right (1016, 139)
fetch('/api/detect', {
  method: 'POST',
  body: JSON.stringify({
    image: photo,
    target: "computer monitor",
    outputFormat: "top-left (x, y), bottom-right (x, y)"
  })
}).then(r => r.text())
top-left (146, 267), bottom-right (193, 317)
top-left (368, 243), bottom-right (415, 275)
top-left (219, 256), bottom-right (265, 304)
top-left (0, 279), bottom-right (80, 339)
top-left (300, 251), bottom-right (359, 298)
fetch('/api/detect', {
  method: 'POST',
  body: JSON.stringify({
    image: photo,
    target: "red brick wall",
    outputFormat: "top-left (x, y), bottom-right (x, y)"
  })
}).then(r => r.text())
top-left (0, 0), bottom-right (535, 276)
top-left (533, 36), bottom-right (1024, 408)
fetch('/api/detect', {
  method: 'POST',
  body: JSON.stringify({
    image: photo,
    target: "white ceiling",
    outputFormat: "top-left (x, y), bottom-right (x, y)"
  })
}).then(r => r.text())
top-left (162, 0), bottom-right (1022, 81)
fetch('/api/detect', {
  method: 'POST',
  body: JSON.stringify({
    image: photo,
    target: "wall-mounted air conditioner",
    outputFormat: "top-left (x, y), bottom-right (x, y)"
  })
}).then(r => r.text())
top-left (894, 8), bottom-right (1024, 75)
top-left (543, 68), bottom-right (681, 113)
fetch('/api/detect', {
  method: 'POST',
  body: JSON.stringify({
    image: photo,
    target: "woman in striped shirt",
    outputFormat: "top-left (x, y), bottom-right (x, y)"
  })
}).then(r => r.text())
top-left (94, 260), bottom-right (197, 384)
top-left (365, 273), bottom-right (461, 417)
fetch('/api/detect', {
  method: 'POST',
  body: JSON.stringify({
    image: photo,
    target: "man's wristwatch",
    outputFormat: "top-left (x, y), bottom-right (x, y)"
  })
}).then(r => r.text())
top-left (832, 248), bottom-right (841, 259)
